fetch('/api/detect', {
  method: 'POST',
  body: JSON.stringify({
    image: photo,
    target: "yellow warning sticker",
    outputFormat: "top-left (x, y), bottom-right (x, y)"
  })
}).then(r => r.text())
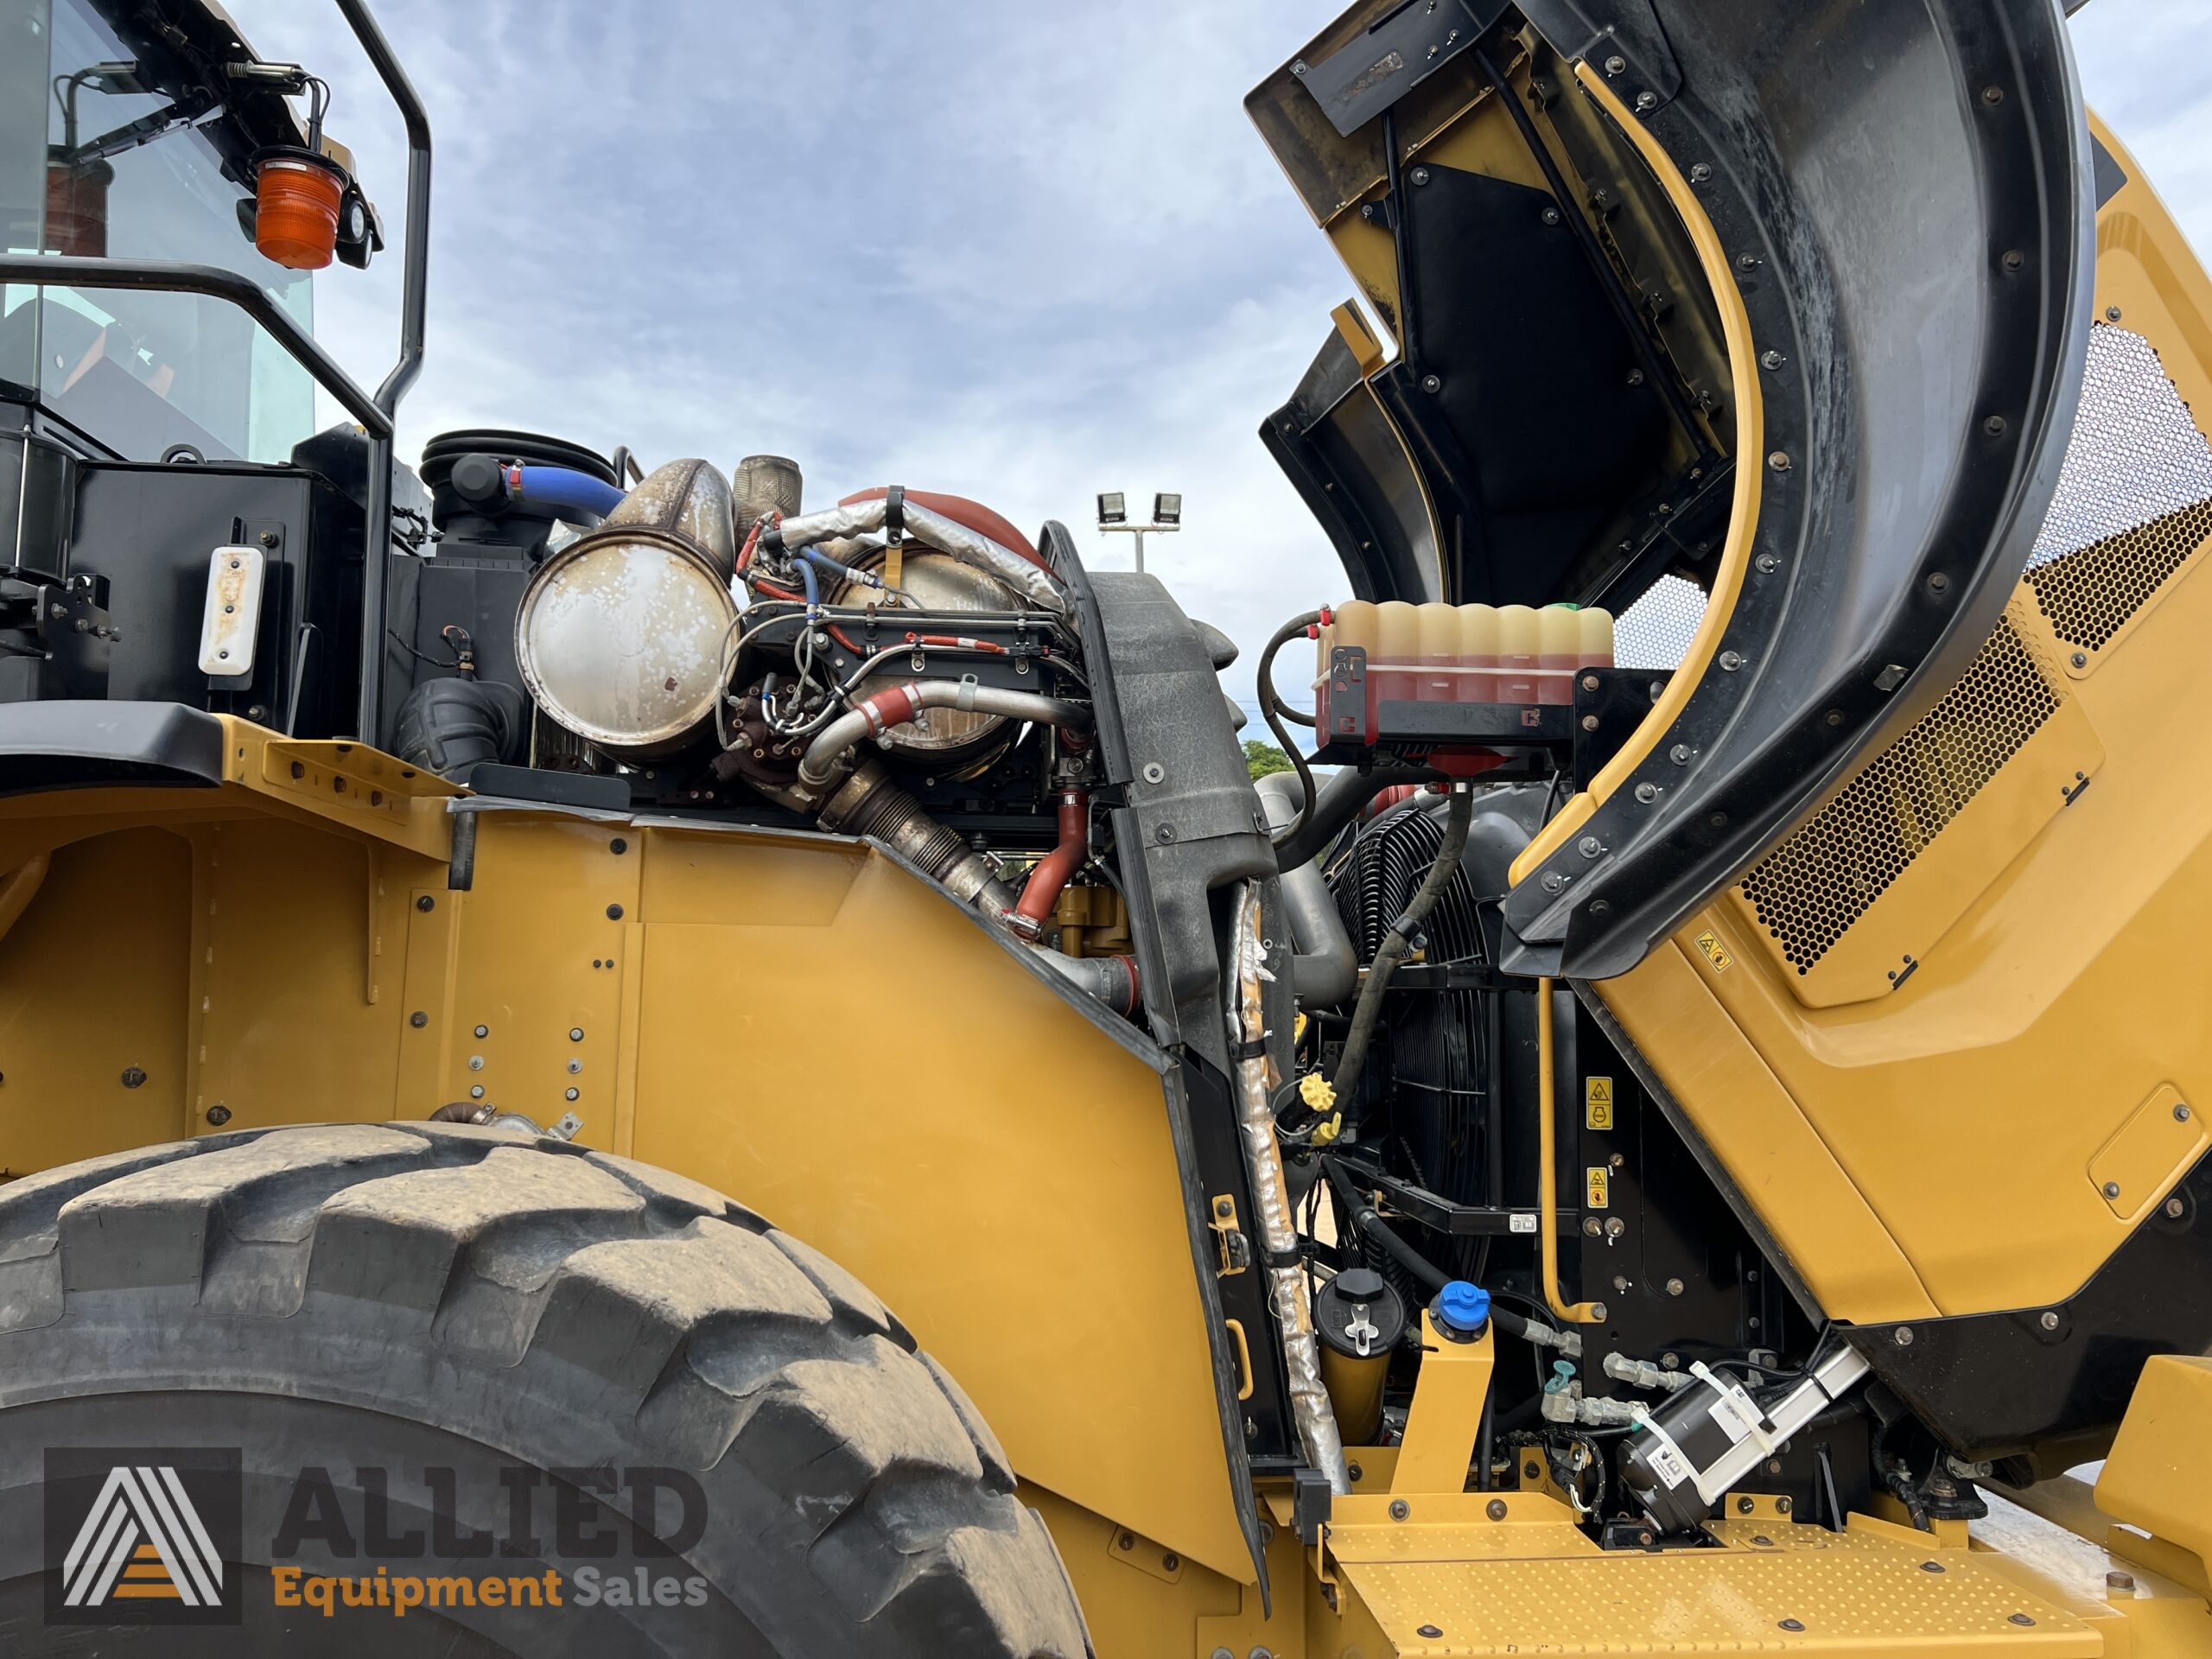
top-left (1586, 1166), bottom-right (1610, 1210)
top-left (1585, 1076), bottom-right (1614, 1131)
top-left (1694, 930), bottom-right (1733, 973)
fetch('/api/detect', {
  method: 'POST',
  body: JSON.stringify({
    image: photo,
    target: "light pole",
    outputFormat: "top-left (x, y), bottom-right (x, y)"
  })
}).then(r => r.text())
top-left (1096, 491), bottom-right (1181, 573)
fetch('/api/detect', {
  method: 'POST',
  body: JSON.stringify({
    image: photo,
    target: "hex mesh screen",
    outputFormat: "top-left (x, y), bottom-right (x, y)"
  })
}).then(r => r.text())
top-left (1611, 574), bottom-right (1707, 670)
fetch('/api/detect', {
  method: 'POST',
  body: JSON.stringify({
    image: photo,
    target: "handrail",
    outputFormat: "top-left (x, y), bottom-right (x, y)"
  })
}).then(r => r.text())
top-left (0, 254), bottom-right (387, 435)
top-left (335, 0), bottom-right (433, 742)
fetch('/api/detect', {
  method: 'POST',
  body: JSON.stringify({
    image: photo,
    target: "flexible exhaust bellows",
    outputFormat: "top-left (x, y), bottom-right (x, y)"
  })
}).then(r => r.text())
top-left (769, 495), bottom-right (1065, 613)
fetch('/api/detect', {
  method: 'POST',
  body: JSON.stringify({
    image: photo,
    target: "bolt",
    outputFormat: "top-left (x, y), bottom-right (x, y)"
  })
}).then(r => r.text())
top-left (1141, 761), bottom-right (1166, 784)
top-left (417, 895), bottom-right (435, 912)
top-left (1541, 208), bottom-right (1561, 226)
top-left (568, 1058), bottom-right (582, 1075)
top-left (1605, 54), bottom-right (1626, 74)
top-left (2107, 305), bottom-right (2123, 322)
top-left (1927, 572), bottom-right (1950, 594)
top-left (1389, 1499), bottom-right (1411, 1522)
top-left (468, 1056), bottom-right (484, 1071)
top-left (205, 1103), bottom-right (232, 1127)
top-left (474, 1024), bottom-right (489, 1039)
top-left (1117, 1531), bottom-right (1134, 1550)
top-left (1776, 1496), bottom-right (1792, 1515)
top-left (1584, 1217), bottom-right (1604, 1236)
top-left (1605, 1217), bottom-right (1625, 1236)
top-left (1896, 1326), bottom-right (1915, 1346)
top-left (1421, 373), bottom-right (1444, 393)
top-left (469, 1084), bottom-right (485, 1100)
top-left (1591, 1301), bottom-right (1607, 1319)
top-left (1825, 709), bottom-right (1845, 728)
top-left (2070, 651), bottom-right (2089, 669)
top-left (1760, 350), bottom-right (1786, 372)
top-left (1418, 1626), bottom-right (1445, 1641)
top-left (2177, 1103), bottom-right (2193, 1122)
top-left (1690, 162), bottom-right (1712, 183)
top-left (569, 1027), bottom-right (585, 1042)
top-left (1635, 90), bottom-right (1656, 113)
top-left (1484, 1497), bottom-right (1509, 1521)
top-left (1578, 835), bottom-right (1603, 858)
top-left (1411, 167), bottom-right (1431, 186)
top-left (1751, 1535), bottom-right (1774, 1547)
top-left (2010, 1615), bottom-right (2036, 1628)
top-left (1670, 744), bottom-right (1694, 765)
top-left (1662, 1352), bottom-right (1680, 1369)
top-left (607, 903), bottom-right (625, 919)
top-left (2104, 1181), bottom-right (2122, 1199)
top-left (1541, 872), bottom-right (1567, 893)
top-left (410, 1011), bottom-right (428, 1028)
top-left (1780, 1619), bottom-right (1806, 1633)
top-left (120, 1065), bottom-right (146, 1089)
top-left (1666, 1277), bottom-right (1685, 1296)
top-left (1985, 415), bottom-right (2008, 435)
top-left (1768, 451), bottom-right (1791, 473)
top-left (1582, 673), bottom-right (1600, 692)
top-left (1154, 824), bottom-right (1177, 844)
top-left (2107, 1571), bottom-right (2136, 1592)
top-left (1525, 1460), bottom-right (1542, 1480)
top-left (1738, 1497), bottom-right (1755, 1515)
top-left (1161, 1552), bottom-right (1179, 1571)
top-left (1580, 713), bottom-right (1601, 731)
top-left (2040, 1310), bottom-right (2060, 1331)
top-left (1346, 1461), bottom-right (1363, 1483)
top-left (1635, 782), bottom-right (1659, 804)
top-left (1719, 650), bottom-right (1744, 672)
top-left (290, 761), bottom-right (306, 780)
top-left (1214, 1198), bottom-right (1233, 1217)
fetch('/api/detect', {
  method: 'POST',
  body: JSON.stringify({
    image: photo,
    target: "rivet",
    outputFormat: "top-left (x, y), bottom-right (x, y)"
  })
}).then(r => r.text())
top-left (2104, 1180), bottom-right (2122, 1199)
top-left (1161, 1553), bottom-right (1179, 1572)
top-left (1922, 1560), bottom-right (1945, 1573)
top-left (2106, 305), bottom-right (2123, 322)
top-left (474, 1024), bottom-right (489, 1039)
top-left (2070, 651), bottom-right (2089, 669)
top-left (1154, 823), bottom-right (1177, 844)
top-left (569, 1027), bottom-right (586, 1042)
top-left (609, 836), bottom-right (628, 854)
top-left (2176, 1103), bottom-right (2192, 1122)
top-left (205, 1103), bottom-right (232, 1127)
top-left (1627, 368), bottom-right (1645, 386)
top-left (1117, 1532), bottom-right (1134, 1550)
top-left (2039, 1311), bottom-right (2060, 1331)
top-left (607, 903), bottom-right (625, 919)
top-left (569, 1058), bottom-right (583, 1074)
top-left (1780, 1619), bottom-right (1806, 1633)
top-left (1486, 1498), bottom-right (1508, 1520)
top-left (2010, 1615), bottom-right (2036, 1627)
top-left (1590, 1300), bottom-right (1607, 1319)
top-left (1418, 1626), bottom-right (1444, 1640)
top-left (1708, 811), bottom-right (1727, 829)
top-left (1751, 1534), bottom-right (1774, 1547)
top-left (120, 1065), bottom-right (147, 1089)
top-left (410, 1011), bottom-right (428, 1028)
top-left (1525, 1460), bottom-right (1541, 1479)
top-left (566, 1087), bottom-right (581, 1102)
top-left (1589, 899), bottom-right (1611, 917)
top-left (1347, 1462), bottom-right (1363, 1483)
top-left (1767, 451), bottom-right (1791, 473)
top-left (1141, 761), bottom-right (1166, 784)
top-left (416, 895), bottom-right (435, 912)
top-left (1389, 1499), bottom-right (1411, 1522)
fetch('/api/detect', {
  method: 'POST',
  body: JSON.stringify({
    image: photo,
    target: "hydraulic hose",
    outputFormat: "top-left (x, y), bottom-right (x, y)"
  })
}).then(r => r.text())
top-left (1272, 766), bottom-right (1446, 874)
top-left (1538, 978), bottom-right (1604, 1325)
top-left (1255, 772), bottom-right (1357, 1007)
top-left (799, 680), bottom-right (1091, 786)
top-left (1328, 786), bottom-right (1472, 1110)
top-left (1256, 611), bottom-right (1322, 847)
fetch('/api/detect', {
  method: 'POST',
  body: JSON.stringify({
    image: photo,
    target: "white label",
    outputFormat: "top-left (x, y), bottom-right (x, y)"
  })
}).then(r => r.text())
top-left (1646, 1441), bottom-right (1694, 1490)
top-left (1708, 1387), bottom-right (1764, 1446)
top-left (1509, 1212), bottom-right (1538, 1234)
top-left (199, 545), bottom-right (264, 677)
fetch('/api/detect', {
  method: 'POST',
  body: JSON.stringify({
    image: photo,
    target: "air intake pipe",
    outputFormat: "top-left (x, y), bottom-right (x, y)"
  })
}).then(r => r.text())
top-left (1255, 772), bottom-right (1357, 1008)
top-left (799, 681), bottom-right (1091, 787)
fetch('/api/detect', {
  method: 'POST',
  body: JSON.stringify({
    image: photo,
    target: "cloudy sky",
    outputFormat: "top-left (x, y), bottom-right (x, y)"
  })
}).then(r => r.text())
top-left (234, 0), bottom-right (2209, 715)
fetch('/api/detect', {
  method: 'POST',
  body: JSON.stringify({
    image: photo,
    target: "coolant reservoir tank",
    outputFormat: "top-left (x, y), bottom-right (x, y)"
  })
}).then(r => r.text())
top-left (514, 456), bottom-right (740, 760)
top-left (1416, 601), bottom-right (1459, 702)
top-left (1579, 607), bottom-right (1616, 671)
top-left (1537, 607), bottom-right (1581, 705)
top-left (1496, 605), bottom-right (1539, 704)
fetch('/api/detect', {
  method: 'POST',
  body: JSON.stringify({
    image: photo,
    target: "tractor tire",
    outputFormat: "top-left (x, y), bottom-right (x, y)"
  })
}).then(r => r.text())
top-left (0, 1122), bottom-right (1089, 1657)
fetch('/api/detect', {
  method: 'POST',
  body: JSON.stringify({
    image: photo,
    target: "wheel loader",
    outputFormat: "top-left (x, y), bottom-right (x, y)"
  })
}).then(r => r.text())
top-left (0, 0), bottom-right (2205, 1651)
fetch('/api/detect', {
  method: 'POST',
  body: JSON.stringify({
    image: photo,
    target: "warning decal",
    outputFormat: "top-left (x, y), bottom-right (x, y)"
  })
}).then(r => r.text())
top-left (1585, 1076), bottom-right (1614, 1131)
top-left (1586, 1166), bottom-right (1610, 1210)
top-left (1694, 931), bottom-right (1733, 973)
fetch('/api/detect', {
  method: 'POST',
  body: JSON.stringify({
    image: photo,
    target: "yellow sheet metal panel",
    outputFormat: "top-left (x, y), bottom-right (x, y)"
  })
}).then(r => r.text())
top-left (625, 831), bottom-right (1252, 1582)
top-left (1592, 944), bottom-right (1937, 1324)
top-left (0, 829), bottom-right (191, 1172)
top-left (1729, 601), bottom-right (2106, 1008)
top-left (2088, 1084), bottom-right (2208, 1224)
top-left (1336, 1534), bottom-right (2096, 1656)
top-left (1390, 1317), bottom-right (1494, 1496)
top-left (2098, 1356), bottom-right (2212, 1589)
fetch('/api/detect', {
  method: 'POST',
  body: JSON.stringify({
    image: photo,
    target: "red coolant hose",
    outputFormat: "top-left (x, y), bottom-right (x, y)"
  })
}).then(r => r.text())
top-left (1013, 789), bottom-right (1090, 939)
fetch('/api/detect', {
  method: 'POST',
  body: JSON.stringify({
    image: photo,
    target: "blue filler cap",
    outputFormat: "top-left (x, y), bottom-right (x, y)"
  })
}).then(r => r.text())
top-left (1434, 1281), bottom-right (1491, 1337)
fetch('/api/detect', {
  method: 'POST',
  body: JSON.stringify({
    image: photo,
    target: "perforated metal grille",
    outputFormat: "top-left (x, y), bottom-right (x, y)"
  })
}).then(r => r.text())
top-left (1738, 615), bottom-right (2058, 972)
top-left (1612, 573), bottom-right (1707, 670)
top-left (2027, 323), bottom-right (2212, 650)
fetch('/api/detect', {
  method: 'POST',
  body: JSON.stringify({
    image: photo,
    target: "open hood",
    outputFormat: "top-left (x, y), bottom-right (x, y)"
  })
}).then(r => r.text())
top-left (1250, 0), bottom-right (2094, 978)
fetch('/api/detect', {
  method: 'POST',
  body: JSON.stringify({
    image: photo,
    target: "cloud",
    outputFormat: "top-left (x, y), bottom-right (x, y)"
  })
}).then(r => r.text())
top-left (226, 0), bottom-right (2212, 719)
